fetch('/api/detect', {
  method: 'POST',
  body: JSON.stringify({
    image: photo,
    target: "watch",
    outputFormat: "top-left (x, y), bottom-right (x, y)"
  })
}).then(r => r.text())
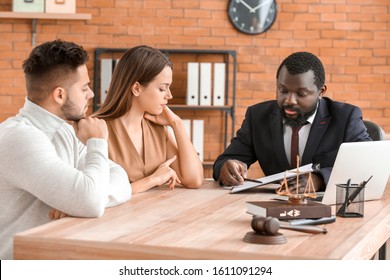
top-left (228, 0), bottom-right (278, 35)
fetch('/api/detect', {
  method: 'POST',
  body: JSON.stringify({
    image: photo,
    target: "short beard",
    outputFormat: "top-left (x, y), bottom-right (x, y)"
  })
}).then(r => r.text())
top-left (61, 98), bottom-right (85, 122)
top-left (281, 104), bottom-right (317, 127)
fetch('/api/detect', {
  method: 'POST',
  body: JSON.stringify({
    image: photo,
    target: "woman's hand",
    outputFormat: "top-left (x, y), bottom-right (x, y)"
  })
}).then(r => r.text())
top-left (144, 106), bottom-right (179, 127)
top-left (151, 156), bottom-right (181, 189)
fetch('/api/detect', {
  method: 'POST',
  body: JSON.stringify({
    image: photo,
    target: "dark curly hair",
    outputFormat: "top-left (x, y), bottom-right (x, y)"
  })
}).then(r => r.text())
top-left (276, 51), bottom-right (325, 90)
top-left (22, 39), bottom-right (89, 103)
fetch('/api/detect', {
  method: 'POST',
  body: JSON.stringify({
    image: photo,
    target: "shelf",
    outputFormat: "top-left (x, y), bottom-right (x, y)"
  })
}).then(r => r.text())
top-left (170, 105), bottom-right (234, 116)
top-left (202, 161), bottom-right (214, 167)
top-left (0, 11), bottom-right (92, 46)
top-left (93, 103), bottom-right (233, 114)
top-left (170, 104), bottom-right (231, 110)
top-left (0, 11), bottom-right (91, 20)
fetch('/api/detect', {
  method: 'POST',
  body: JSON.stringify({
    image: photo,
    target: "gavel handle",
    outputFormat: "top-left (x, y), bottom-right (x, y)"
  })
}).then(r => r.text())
top-left (280, 224), bottom-right (327, 234)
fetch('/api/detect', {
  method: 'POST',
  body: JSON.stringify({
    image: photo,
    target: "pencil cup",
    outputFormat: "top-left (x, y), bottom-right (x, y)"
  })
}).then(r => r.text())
top-left (336, 183), bottom-right (365, 218)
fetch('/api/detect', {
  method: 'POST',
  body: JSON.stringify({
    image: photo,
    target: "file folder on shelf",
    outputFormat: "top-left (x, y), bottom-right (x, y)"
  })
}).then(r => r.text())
top-left (13, 0), bottom-right (45, 12)
top-left (166, 119), bottom-right (191, 144)
top-left (183, 119), bottom-right (191, 139)
top-left (213, 63), bottom-right (226, 106)
top-left (100, 58), bottom-right (113, 104)
top-left (192, 119), bottom-right (204, 162)
top-left (186, 62), bottom-right (199, 105)
top-left (199, 63), bottom-right (212, 106)
top-left (45, 0), bottom-right (76, 14)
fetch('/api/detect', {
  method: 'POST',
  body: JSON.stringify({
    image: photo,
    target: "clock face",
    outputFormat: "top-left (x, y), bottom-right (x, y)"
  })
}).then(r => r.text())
top-left (228, 0), bottom-right (277, 35)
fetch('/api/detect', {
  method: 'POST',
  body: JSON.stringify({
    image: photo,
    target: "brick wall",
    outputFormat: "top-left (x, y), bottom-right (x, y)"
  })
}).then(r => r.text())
top-left (1, 0), bottom-right (389, 178)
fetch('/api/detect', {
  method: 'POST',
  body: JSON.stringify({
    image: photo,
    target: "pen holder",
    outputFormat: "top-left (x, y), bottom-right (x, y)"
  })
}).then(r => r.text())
top-left (336, 183), bottom-right (365, 218)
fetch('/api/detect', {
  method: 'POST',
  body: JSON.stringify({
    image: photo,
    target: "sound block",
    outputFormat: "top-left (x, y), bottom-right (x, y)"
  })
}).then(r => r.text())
top-left (243, 231), bottom-right (287, 245)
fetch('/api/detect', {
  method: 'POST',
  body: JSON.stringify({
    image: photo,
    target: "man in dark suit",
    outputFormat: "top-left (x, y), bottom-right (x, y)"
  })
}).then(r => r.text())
top-left (213, 52), bottom-right (371, 191)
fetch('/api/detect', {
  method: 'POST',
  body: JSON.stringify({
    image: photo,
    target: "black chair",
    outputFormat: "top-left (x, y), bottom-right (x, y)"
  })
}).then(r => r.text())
top-left (363, 120), bottom-right (386, 141)
top-left (363, 120), bottom-right (388, 259)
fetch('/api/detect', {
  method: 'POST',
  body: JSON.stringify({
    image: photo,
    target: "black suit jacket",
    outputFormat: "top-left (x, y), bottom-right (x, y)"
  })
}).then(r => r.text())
top-left (213, 97), bottom-right (371, 184)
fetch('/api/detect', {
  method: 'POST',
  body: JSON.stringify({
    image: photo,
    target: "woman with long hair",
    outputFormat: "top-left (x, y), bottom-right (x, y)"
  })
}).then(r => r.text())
top-left (94, 45), bottom-right (203, 194)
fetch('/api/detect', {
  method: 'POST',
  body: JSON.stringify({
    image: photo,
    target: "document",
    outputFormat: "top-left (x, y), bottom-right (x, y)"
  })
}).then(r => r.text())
top-left (213, 62), bottom-right (225, 106)
top-left (230, 163), bottom-right (314, 193)
top-left (186, 62), bottom-right (199, 105)
top-left (199, 62), bottom-right (212, 106)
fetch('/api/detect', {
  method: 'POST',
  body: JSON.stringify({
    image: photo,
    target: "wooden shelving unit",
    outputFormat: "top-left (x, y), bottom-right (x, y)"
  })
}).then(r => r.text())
top-left (0, 11), bottom-right (91, 20)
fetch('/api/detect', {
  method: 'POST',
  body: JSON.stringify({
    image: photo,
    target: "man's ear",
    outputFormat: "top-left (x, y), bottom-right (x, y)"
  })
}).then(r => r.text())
top-left (52, 87), bottom-right (67, 105)
top-left (131, 82), bottom-right (141, 97)
top-left (319, 84), bottom-right (327, 98)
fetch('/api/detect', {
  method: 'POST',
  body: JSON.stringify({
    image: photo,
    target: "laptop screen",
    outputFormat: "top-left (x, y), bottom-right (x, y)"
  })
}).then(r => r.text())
top-left (321, 141), bottom-right (390, 205)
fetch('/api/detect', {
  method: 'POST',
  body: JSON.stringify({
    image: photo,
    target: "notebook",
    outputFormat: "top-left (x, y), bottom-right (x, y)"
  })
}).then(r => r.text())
top-left (318, 140), bottom-right (390, 205)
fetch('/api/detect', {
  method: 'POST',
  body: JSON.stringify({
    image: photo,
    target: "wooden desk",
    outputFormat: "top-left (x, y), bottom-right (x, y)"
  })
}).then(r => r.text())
top-left (13, 179), bottom-right (390, 260)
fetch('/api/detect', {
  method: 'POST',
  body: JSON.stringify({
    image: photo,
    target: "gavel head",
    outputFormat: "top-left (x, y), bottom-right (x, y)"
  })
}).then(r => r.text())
top-left (251, 216), bottom-right (280, 235)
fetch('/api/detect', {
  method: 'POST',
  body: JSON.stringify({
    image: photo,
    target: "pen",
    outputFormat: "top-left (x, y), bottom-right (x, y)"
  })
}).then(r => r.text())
top-left (337, 175), bottom-right (372, 215)
top-left (244, 178), bottom-right (263, 184)
top-left (346, 175), bottom-right (373, 206)
top-left (337, 178), bottom-right (351, 215)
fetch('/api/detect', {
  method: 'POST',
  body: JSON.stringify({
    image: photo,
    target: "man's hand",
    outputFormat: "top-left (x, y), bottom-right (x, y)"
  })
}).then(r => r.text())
top-left (219, 159), bottom-right (248, 186)
top-left (73, 117), bottom-right (108, 145)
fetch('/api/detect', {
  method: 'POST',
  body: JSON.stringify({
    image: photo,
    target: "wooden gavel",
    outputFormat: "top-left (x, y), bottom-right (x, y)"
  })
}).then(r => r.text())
top-left (251, 216), bottom-right (327, 235)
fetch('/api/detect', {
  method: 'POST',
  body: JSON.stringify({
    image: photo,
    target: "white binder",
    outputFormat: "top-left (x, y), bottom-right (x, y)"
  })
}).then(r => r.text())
top-left (199, 62), bottom-right (212, 106)
top-left (183, 119), bottom-right (191, 139)
top-left (186, 62), bottom-right (199, 105)
top-left (114, 58), bottom-right (120, 70)
top-left (213, 63), bottom-right (226, 106)
top-left (45, 0), bottom-right (76, 14)
top-left (192, 119), bottom-right (204, 162)
top-left (100, 58), bottom-right (113, 104)
top-left (166, 126), bottom-right (175, 143)
top-left (166, 119), bottom-right (191, 144)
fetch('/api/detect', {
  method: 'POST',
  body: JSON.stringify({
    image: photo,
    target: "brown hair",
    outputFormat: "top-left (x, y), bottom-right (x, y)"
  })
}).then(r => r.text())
top-left (22, 39), bottom-right (88, 103)
top-left (94, 45), bottom-right (173, 119)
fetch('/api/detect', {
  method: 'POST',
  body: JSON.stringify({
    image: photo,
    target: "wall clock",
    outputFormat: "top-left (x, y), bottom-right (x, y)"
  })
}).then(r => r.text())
top-left (228, 0), bottom-right (278, 35)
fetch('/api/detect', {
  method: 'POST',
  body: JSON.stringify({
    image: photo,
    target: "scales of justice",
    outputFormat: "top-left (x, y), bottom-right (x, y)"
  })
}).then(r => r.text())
top-left (276, 155), bottom-right (317, 204)
top-left (243, 156), bottom-right (326, 245)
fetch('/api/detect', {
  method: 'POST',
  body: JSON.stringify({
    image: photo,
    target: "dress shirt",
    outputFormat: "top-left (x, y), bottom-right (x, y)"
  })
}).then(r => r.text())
top-left (283, 110), bottom-right (317, 166)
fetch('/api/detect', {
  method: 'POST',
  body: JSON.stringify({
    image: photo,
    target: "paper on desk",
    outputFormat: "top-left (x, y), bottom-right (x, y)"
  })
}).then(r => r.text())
top-left (230, 163), bottom-right (313, 193)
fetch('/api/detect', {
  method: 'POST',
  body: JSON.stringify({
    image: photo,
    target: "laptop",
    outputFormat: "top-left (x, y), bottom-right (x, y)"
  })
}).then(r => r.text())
top-left (319, 140), bottom-right (390, 205)
top-left (230, 141), bottom-right (390, 205)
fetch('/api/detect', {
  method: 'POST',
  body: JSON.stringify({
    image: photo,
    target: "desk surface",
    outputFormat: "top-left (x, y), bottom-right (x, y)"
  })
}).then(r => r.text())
top-left (14, 179), bottom-right (390, 260)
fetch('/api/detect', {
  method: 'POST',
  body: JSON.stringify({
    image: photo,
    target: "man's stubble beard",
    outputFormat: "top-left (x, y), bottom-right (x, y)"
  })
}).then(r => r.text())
top-left (281, 103), bottom-right (317, 127)
top-left (61, 98), bottom-right (86, 122)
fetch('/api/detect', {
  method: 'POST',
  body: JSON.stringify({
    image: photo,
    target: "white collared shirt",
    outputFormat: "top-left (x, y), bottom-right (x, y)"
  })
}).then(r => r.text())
top-left (283, 110), bottom-right (317, 166)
